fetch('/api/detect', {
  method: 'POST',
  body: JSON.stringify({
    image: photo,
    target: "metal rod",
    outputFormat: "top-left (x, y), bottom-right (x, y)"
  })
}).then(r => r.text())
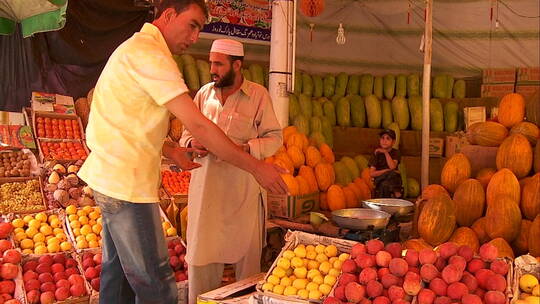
top-left (421, 0), bottom-right (433, 190)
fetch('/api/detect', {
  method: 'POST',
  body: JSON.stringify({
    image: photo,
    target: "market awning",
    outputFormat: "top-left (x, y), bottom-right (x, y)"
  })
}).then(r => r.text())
top-left (0, 0), bottom-right (67, 37)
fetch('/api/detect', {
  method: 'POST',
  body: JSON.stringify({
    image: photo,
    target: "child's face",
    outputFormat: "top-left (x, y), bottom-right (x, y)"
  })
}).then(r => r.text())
top-left (379, 134), bottom-right (395, 149)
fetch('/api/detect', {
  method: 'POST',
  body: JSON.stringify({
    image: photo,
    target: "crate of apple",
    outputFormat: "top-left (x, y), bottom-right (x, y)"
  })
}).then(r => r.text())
top-left (21, 253), bottom-right (90, 303)
top-left (79, 251), bottom-right (101, 292)
top-left (167, 238), bottom-right (187, 282)
top-left (0, 248), bottom-right (23, 304)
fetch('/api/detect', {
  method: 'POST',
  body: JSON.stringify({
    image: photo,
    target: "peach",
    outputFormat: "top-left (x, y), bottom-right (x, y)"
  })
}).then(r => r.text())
top-left (345, 282), bottom-right (365, 303)
top-left (447, 282), bottom-right (468, 300)
top-left (359, 268), bottom-right (378, 285)
top-left (323, 297), bottom-right (341, 304)
top-left (68, 274), bottom-right (85, 286)
top-left (51, 263), bottom-right (65, 274)
top-left (376, 251), bottom-right (392, 268)
top-left (490, 260), bottom-right (509, 276)
top-left (442, 264), bottom-right (463, 284)
top-left (338, 273), bottom-right (358, 287)
top-left (479, 243), bottom-right (498, 262)
top-left (351, 243), bottom-right (367, 258)
top-left (52, 254), bottom-right (66, 265)
top-left (407, 266), bottom-right (420, 275)
top-left (356, 254), bottom-right (376, 269)
top-left (93, 253), bottom-right (102, 265)
top-left (419, 249), bottom-right (437, 265)
top-left (462, 294), bottom-right (482, 304)
top-left (2, 250), bottom-right (21, 264)
top-left (23, 261), bottom-right (38, 273)
top-left (23, 270), bottom-right (38, 282)
top-left (393, 300), bottom-right (410, 304)
top-left (70, 283), bottom-right (87, 297)
top-left (405, 250), bottom-right (419, 267)
top-left (26, 290), bottom-right (40, 304)
top-left (359, 298), bottom-right (371, 304)
top-left (485, 274), bottom-right (506, 292)
top-left (335, 285), bottom-right (346, 301)
top-left (91, 278), bottom-right (100, 291)
top-left (435, 257), bottom-right (447, 272)
top-left (82, 258), bottom-right (95, 269)
top-left (474, 288), bottom-right (485, 299)
top-left (385, 243), bottom-right (403, 259)
top-left (65, 267), bottom-right (79, 277)
top-left (0, 264), bottom-right (17, 280)
top-left (388, 286), bottom-right (405, 301)
top-left (433, 297), bottom-right (451, 304)
top-left (418, 288), bottom-right (436, 304)
top-left (373, 296), bottom-right (390, 304)
top-left (389, 258), bottom-right (408, 277)
top-left (457, 246), bottom-right (474, 262)
top-left (40, 291), bottom-right (55, 304)
top-left (448, 256), bottom-right (467, 272)
top-left (85, 267), bottom-right (98, 280)
top-left (460, 271), bottom-right (478, 293)
top-left (55, 287), bottom-right (70, 301)
top-left (343, 259), bottom-right (358, 273)
top-left (467, 258), bottom-right (486, 274)
top-left (5, 299), bottom-right (21, 304)
top-left (24, 279), bottom-right (40, 291)
top-left (429, 278), bottom-right (448, 296)
top-left (82, 252), bottom-right (93, 261)
top-left (366, 280), bottom-right (383, 298)
top-left (38, 255), bottom-right (53, 267)
top-left (35, 264), bottom-right (51, 274)
top-left (40, 282), bottom-right (55, 293)
top-left (366, 240), bottom-right (385, 255)
top-left (0, 281), bottom-right (14, 294)
top-left (38, 273), bottom-right (53, 284)
top-left (65, 258), bottom-right (78, 268)
top-left (377, 268), bottom-right (390, 279)
top-left (403, 272), bottom-right (422, 296)
top-left (420, 264), bottom-right (439, 282)
top-left (381, 274), bottom-right (399, 289)
top-left (53, 272), bottom-right (67, 282)
top-left (484, 291), bottom-right (505, 304)
top-left (438, 243), bottom-right (458, 259)
top-left (475, 269), bottom-right (495, 290)
top-left (55, 279), bottom-right (70, 289)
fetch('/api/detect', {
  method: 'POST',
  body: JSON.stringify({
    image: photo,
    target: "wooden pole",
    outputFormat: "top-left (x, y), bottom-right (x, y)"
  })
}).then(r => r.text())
top-left (421, 0), bottom-right (433, 190)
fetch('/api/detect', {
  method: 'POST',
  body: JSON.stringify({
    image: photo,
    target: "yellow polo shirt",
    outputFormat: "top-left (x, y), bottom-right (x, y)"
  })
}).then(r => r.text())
top-left (78, 23), bottom-right (188, 203)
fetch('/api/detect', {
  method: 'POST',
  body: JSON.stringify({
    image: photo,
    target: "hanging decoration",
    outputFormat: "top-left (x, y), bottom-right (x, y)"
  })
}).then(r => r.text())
top-left (336, 23), bottom-right (346, 45)
top-left (300, 0), bottom-right (325, 18)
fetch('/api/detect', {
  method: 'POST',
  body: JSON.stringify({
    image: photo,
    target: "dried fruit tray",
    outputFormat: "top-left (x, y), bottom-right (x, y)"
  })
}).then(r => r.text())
top-left (512, 255), bottom-right (539, 303)
top-left (0, 177), bottom-right (47, 215)
top-left (37, 139), bottom-right (89, 163)
top-left (32, 111), bottom-right (85, 140)
top-left (0, 149), bottom-right (41, 178)
top-left (256, 230), bottom-right (357, 304)
top-left (21, 251), bottom-right (92, 304)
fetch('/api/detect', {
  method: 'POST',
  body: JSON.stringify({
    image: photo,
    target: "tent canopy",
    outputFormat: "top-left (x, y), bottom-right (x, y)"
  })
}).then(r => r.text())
top-left (0, 0), bottom-right (67, 37)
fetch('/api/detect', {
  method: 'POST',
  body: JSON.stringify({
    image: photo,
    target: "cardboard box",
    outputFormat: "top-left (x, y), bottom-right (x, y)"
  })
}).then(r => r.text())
top-left (482, 68), bottom-right (516, 84)
top-left (0, 111), bottom-right (25, 125)
top-left (198, 273), bottom-right (264, 304)
top-left (267, 192), bottom-right (319, 220)
top-left (445, 136), bottom-right (469, 158)
top-left (0, 125), bottom-right (36, 150)
top-left (429, 138), bottom-right (444, 157)
top-left (515, 83), bottom-right (540, 99)
top-left (460, 145), bottom-right (498, 176)
top-left (517, 67), bottom-right (540, 82)
top-left (481, 83), bottom-right (515, 98)
top-left (464, 107), bottom-right (486, 130)
top-left (31, 92), bottom-right (75, 115)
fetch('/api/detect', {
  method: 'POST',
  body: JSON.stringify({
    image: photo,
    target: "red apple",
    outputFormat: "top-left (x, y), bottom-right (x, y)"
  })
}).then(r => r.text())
top-left (1, 263), bottom-right (18, 280)
top-left (1, 250), bottom-right (20, 264)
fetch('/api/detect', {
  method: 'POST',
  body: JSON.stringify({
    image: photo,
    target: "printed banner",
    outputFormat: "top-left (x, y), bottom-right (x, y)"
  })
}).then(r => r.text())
top-left (203, 0), bottom-right (272, 42)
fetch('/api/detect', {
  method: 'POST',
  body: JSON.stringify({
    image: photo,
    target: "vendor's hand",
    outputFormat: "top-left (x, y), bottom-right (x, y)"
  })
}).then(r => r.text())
top-left (170, 147), bottom-right (204, 170)
top-left (374, 148), bottom-right (385, 154)
top-left (190, 140), bottom-right (209, 158)
top-left (252, 161), bottom-right (288, 195)
top-left (190, 139), bottom-right (207, 151)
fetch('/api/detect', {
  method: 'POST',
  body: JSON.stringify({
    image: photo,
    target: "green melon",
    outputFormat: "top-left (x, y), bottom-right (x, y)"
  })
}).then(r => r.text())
top-left (446, 75), bottom-right (454, 99)
top-left (396, 74), bottom-right (407, 97)
top-left (408, 95), bottom-right (423, 131)
top-left (180, 54), bottom-right (196, 66)
top-left (392, 96), bottom-right (410, 130)
top-left (430, 99), bottom-right (444, 132)
top-left (293, 115), bottom-right (310, 135)
top-left (432, 75), bottom-right (447, 98)
top-left (310, 116), bottom-right (323, 134)
top-left (444, 101), bottom-right (459, 132)
top-left (407, 74), bottom-right (420, 97)
top-left (347, 75), bottom-right (360, 95)
top-left (241, 69), bottom-right (252, 81)
top-left (388, 122), bottom-right (401, 149)
top-left (334, 161), bottom-right (353, 186)
top-left (313, 75), bottom-right (323, 98)
top-left (399, 162), bottom-right (408, 198)
top-left (312, 99), bottom-right (324, 117)
top-left (383, 75), bottom-right (396, 100)
top-left (172, 55), bottom-right (184, 75)
top-left (453, 79), bottom-right (466, 98)
top-left (299, 94), bottom-right (313, 118)
top-left (349, 95), bottom-right (366, 128)
top-left (360, 74), bottom-right (374, 97)
top-left (407, 177), bottom-right (420, 198)
top-left (289, 94), bottom-right (301, 123)
top-left (196, 59), bottom-right (211, 86)
top-left (249, 64), bottom-right (264, 85)
top-left (335, 73), bottom-right (349, 97)
top-left (341, 156), bottom-right (360, 179)
top-left (320, 116), bottom-right (334, 148)
top-left (374, 76), bottom-right (384, 99)
top-left (310, 132), bottom-right (327, 147)
top-left (183, 64), bottom-right (200, 91)
top-left (323, 101), bottom-right (337, 126)
top-left (354, 155), bottom-right (369, 172)
top-left (302, 73), bottom-right (314, 97)
top-left (337, 97), bottom-right (351, 127)
top-left (294, 71), bottom-right (302, 95)
top-left (365, 95), bottom-right (382, 129)
top-left (323, 75), bottom-right (336, 98)
top-left (382, 99), bottom-right (393, 129)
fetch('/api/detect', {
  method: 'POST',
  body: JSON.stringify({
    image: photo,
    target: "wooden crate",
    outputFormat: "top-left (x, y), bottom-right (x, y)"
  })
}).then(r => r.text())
top-left (32, 111), bottom-right (85, 140)
top-left (0, 176), bottom-right (47, 214)
top-left (37, 138), bottom-right (89, 164)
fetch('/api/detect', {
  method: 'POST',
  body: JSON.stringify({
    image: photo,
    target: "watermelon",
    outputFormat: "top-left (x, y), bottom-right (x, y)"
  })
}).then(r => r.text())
top-left (323, 100), bottom-right (337, 126)
top-left (381, 99), bottom-right (393, 129)
top-left (299, 94), bottom-right (313, 118)
top-left (293, 114), bottom-right (310, 135)
top-left (183, 64), bottom-right (200, 91)
top-left (336, 97), bottom-right (351, 127)
top-left (294, 71), bottom-right (302, 95)
top-left (310, 132), bottom-right (327, 147)
top-left (313, 75), bottom-right (323, 98)
top-left (388, 122), bottom-right (401, 149)
top-left (331, 95), bottom-right (341, 105)
top-left (172, 55), bottom-right (184, 75)
top-left (302, 73), bottom-right (314, 97)
top-left (335, 73), bottom-right (349, 97)
top-left (365, 95), bottom-right (382, 129)
top-left (399, 162), bottom-right (407, 198)
top-left (310, 116), bottom-right (323, 134)
top-left (320, 116), bottom-right (334, 148)
top-left (312, 99), bottom-right (324, 117)
top-left (196, 60), bottom-right (211, 86)
top-left (444, 101), bottom-right (459, 132)
top-left (242, 69), bottom-right (252, 81)
top-left (354, 155), bottom-right (369, 172)
top-left (349, 95), bottom-right (366, 128)
top-left (341, 156), bottom-right (360, 179)
top-left (323, 75), bottom-right (336, 97)
top-left (432, 75), bottom-right (447, 98)
top-left (430, 99), bottom-right (444, 132)
top-left (289, 94), bottom-right (301, 123)
top-left (407, 178), bottom-right (420, 198)
top-left (408, 95), bottom-right (423, 131)
top-left (334, 161), bottom-right (352, 186)
top-left (360, 74), bottom-right (374, 97)
top-left (180, 54), bottom-right (196, 66)
top-left (453, 79), bottom-right (466, 98)
top-left (374, 76), bottom-right (384, 99)
top-left (383, 75), bottom-right (396, 100)
top-left (446, 75), bottom-right (454, 98)
top-left (249, 64), bottom-right (264, 85)
top-left (391, 96), bottom-right (410, 130)
top-left (407, 74), bottom-right (420, 96)
top-left (396, 74), bottom-right (407, 97)
top-left (347, 75), bottom-right (360, 95)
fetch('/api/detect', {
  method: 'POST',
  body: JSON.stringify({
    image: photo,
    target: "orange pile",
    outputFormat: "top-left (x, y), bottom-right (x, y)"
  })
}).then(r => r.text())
top-left (40, 141), bottom-right (87, 160)
top-left (162, 170), bottom-right (190, 195)
top-left (36, 117), bottom-right (82, 139)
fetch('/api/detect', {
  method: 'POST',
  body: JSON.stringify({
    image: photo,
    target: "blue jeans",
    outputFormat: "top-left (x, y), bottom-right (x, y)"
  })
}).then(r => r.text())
top-left (94, 191), bottom-right (177, 304)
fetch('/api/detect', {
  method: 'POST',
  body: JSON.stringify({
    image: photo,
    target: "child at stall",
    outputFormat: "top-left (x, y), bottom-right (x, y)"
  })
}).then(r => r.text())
top-left (368, 129), bottom-right (403, 198)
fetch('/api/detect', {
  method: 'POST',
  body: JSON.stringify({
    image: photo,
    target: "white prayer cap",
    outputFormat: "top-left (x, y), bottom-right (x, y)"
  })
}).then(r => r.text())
top-left (210, 39), bottom-right (244, 56)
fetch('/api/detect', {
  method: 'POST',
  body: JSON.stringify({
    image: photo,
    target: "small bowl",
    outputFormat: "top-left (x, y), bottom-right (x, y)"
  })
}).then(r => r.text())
top-left (332, 208), bottom-right (391, 230)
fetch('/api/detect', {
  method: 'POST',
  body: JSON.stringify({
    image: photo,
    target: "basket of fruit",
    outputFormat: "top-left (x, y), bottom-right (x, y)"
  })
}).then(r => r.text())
top-left (76, 249), bottom-right (101, 303)
top-left (167, 237), bottom-right (188, 304)
top-left (161, 165), bottom-right (190, 205)
top-left (37, 139), bottom-right (89, 163)
top-left (0, 149), bottom-right (40, 178)
top-left (11, 210), bottom-right (73, 256)
top-left (41, 162), bottom-right (95, 210)
top-left (64, 206), bottom-right (102, 252)
top-left (513, 255), bottom-right (540, 304)
top-left (32, 112), bottom-right (84, 141)
top-left (21, 252), bottom-right (92, 304)
top-left (0, 177), bottom-right (47, 215)
top-left (257, 230), bottom-right (356, 303)
top-left (0, 251), bottom-right (26, 304)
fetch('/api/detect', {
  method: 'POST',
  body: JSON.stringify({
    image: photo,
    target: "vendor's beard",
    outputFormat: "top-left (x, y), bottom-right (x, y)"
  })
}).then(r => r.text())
top-left (213, 69), bottom-right (236, 88)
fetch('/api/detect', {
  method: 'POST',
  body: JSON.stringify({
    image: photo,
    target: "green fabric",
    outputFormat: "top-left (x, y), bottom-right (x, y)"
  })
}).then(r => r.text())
top-left (0, 17), bottom-right (16, 35)
top-left (0, 0), bottom-right (67, 37)
top-left (47, 0), bottom-right (67, 5)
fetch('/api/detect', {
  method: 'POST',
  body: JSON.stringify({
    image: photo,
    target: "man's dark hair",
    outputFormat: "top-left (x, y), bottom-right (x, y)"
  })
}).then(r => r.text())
top-left (229, 55), bottom-right (244, 64)
top-left (155, 0), bottom-right (209, 19)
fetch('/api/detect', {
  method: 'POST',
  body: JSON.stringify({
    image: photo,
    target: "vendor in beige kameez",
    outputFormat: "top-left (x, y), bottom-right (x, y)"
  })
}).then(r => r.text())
top-left (180, 39), bottom-right (282, 303)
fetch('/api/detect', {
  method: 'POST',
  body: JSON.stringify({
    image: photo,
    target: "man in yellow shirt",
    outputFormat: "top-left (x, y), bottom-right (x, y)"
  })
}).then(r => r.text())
top-left (77, 1), bottom-right (287, 303)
